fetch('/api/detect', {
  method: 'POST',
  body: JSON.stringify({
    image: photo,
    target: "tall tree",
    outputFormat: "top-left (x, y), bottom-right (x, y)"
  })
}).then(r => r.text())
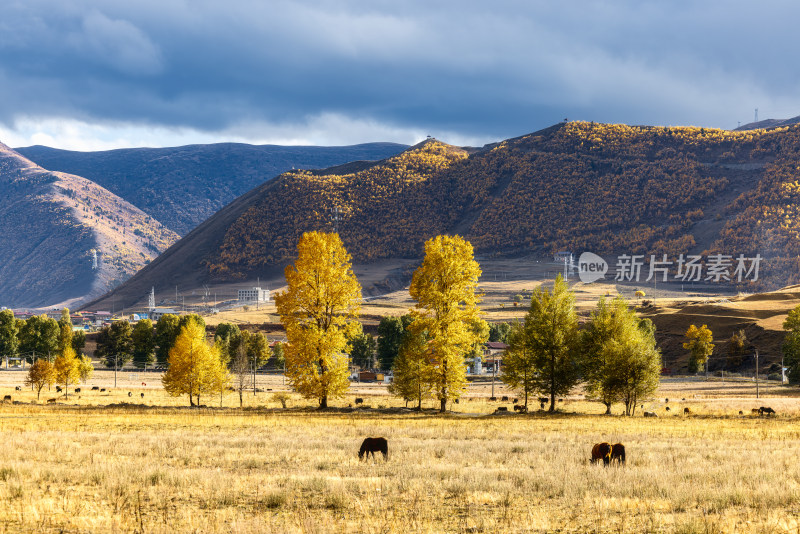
top-left (131, 319), bottom-right (156, 368)
top-left (376, 315), bottom-right (412, 371)
top-left (25, 359), bottom-right (55, 400)
top-left (582, 297), bottom-right (661, 415)
top-left (57, 308), bottom-right (73, 355)
top-left (513, 275), bottom-right (580, 412)
top-left (18, 315), bottom-right (59, 362)
top-left (71, 330), bottom-right (86, 355)
top-left (348, 333), bottom-right (377, 369)
top-left (782, 305), bottom-right (800, 384)
top-left (488, 322), bottom-right (512, 343)
top-left (388, 326), bottom-right (432, 410)
top-left (408, 235), bottom-right (487, 413)
top-left (232, 342), bottom-right (250, 408)
top-left (78, 355), bottom-right (94, 383)
top-left (241, 330), bottom-right (271, 395)
top-left (616, 318), bottom-right (662, 415)
top-left (727, 329), bottom-right (748, 369)
top-left (162, 322), bottom-right (229, 406)
top-left (54, 346), bottom-right (81, 399)
top-left (0, 309), bottom-right (19, 359)
top-left (684, 324), bottom-right (714, 375)
top-left (214, 323), bottom-right (243, 366)
top-left (154, 314), bottom-right (181, 365)
top-left (581, 297), bottom-right (627, 414)
top-left (272, 341), bottom-right (286, 369)
top-left (95, 321), bottom-right (134, 387)
top-left (275, 231), bottom-right (362, 408)
top-left (501, 322), bottom-right (537, 409)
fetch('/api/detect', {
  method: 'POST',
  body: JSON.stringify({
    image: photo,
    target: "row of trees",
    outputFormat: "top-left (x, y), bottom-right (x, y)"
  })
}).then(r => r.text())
top-left (0, 309), bottom-right (86, 362)
top-left (21, 309), bottom-right (93, 399)
top-left (273, 231), bottom-right (487, 412)
top-left (265, 230), bottom-right (664, 415)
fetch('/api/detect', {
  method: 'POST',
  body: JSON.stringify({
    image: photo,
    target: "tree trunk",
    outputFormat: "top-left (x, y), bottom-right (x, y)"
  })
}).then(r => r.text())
top-left (549, 354), bottom-right (556, 412)
top-left (604, 402), bottom-right (612, 415)
top-left (239, 389), bottom-right (243, 408)
top-left (319, 395), bottom-right (328, 409)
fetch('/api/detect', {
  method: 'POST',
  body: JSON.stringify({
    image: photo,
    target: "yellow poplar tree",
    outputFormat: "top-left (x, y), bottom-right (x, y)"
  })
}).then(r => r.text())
top-left (275, 231), bottom-right (362, 409)
top-left (162, 322), bottom-right (229, 406)
top-left (54, 346), bottom-right (81, 399)
top-left (684, 324), bottom-right (714, 375)
top-left (25, 359), bottom-right (55, 400)
top-left (409, 235), bottom-right (487, 412)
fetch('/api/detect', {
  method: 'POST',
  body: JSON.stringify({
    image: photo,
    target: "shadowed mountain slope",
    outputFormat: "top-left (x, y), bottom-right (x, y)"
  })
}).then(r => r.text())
top-left (0, 142), bottom-right (178, 309)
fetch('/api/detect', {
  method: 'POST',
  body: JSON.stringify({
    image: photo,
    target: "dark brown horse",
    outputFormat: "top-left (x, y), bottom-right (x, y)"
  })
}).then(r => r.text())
top-left (591, 442), bottom-right (612, 466)
top-left (611, 443), bottom-right (625, 465)
top-left (359, 437), bottom-right (388, 460)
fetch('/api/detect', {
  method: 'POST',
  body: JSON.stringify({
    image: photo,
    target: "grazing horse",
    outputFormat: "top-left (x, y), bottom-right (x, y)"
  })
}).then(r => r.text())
top-left (611, 443), bottom-right (626, 465)
top-left (591, 442), bottom-right (612, 466)
top-left (759, 406), bottom-right (775, 416)
top-left (359, 437), bottom-right (388, 461)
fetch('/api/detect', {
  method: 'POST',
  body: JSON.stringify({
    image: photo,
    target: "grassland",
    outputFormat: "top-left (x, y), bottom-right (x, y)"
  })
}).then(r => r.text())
top-left (0, 372), bottom-right (799, 533)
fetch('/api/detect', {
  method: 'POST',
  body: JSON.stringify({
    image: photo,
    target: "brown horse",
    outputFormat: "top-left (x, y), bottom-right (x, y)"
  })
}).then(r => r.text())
top-left (591, 442), bottom-right (612, 466)
top-left (611, 443), bottom-right (625, 465)
top-left (359, 437), bottom-right (388, 461)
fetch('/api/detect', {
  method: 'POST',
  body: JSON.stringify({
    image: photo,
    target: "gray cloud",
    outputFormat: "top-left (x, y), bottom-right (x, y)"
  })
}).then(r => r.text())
top-left (0, 0), bottom-right (799, 147)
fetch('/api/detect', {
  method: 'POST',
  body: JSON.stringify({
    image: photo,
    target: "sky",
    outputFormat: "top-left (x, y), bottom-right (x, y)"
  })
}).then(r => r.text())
top-left (1, 0), bottom-right (799, 151)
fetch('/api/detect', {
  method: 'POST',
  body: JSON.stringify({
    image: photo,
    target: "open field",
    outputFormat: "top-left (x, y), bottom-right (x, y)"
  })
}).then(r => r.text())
top-left (1, 375), bottom-right (800, 532)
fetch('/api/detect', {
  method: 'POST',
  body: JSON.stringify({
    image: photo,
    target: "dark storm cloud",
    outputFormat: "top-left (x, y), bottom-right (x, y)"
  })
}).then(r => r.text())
top-left (1, 0), bottom-right (799, 143)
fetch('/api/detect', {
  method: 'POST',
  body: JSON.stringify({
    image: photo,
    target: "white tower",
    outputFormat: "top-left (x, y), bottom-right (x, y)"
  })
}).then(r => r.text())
top-left (148, 287), bottom-right (155, 311)
top-left (91, 249), bottom-right (98, 270)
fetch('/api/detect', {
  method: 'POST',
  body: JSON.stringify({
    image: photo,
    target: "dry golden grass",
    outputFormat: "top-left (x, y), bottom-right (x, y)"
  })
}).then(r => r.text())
top-left (0, 374), bottom-right (799, 532)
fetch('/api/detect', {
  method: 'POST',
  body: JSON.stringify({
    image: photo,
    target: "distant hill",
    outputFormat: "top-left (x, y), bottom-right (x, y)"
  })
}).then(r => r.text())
top-left (88, 121), bottom-right (800, 310)
top-left (0, 142), bottom-right (178, 309)
top-left (735, 115), bottom-right (800, 131)
top-left (17, 142), bottom-right (408, 235)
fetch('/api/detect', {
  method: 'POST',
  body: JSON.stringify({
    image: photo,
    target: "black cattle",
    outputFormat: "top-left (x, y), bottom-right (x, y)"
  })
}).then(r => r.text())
top-left (591, 443), bottom-right (612, 466)
top-left (359, 437), bottom-right (388, 460)
top-left (611, 443), bottom-right (626, 465)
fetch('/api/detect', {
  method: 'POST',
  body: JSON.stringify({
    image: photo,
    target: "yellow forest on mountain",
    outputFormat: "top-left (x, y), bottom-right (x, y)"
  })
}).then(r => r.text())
top-left (207, 122), bottom-right (800, 289)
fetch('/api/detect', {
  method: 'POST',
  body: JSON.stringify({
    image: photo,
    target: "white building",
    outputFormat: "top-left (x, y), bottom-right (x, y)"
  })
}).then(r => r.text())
top-left (149, 308), bottom-right (177, 321)
top-left (238, 287), bottom-right (270, 303)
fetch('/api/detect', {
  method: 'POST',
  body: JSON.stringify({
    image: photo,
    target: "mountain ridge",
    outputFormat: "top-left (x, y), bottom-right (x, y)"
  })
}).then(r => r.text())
top-left (16, 142), bottom-right (408, 235)
top-left (87, 120), bottom-right (800, 310)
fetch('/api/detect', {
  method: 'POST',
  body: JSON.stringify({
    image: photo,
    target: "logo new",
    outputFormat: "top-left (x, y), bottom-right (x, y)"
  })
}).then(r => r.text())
top-left (578, 252), bottom-right (607, 284)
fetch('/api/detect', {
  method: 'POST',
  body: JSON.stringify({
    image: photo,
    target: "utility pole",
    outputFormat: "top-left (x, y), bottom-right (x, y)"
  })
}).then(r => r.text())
top-left (491, 360), bottom-right (496, 399)
top-left (755, 349), bottom-right (759, 399)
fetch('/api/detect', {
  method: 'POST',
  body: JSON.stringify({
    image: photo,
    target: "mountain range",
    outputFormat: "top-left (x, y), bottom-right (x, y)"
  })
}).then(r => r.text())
top-left (86, 120), bottom-right (800, 311)
top-left (17, 143), bottom-right (408, 235)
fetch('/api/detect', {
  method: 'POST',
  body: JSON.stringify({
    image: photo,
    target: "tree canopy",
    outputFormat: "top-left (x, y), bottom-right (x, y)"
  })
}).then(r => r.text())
top-left (275, 231), bottom-right (362, 408)
top-left (509, 275), bottom-right (580, 412)
top-left (162, 322), bottom-right (229, 406)
top-left (407, 235), bottom-right (487, 412)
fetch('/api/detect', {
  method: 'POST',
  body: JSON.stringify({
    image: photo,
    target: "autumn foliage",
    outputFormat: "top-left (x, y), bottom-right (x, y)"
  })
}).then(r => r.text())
top-left (205, 122), bottom-right (800, 289)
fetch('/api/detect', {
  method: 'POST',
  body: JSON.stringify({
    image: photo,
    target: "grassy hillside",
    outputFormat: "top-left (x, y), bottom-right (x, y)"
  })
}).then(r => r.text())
top-left (17, 142), bottom-right (408, 234)
top-left (93, 121), bottom-right (800, 310)
top-left (0, 142), bottom-right (178, 308)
